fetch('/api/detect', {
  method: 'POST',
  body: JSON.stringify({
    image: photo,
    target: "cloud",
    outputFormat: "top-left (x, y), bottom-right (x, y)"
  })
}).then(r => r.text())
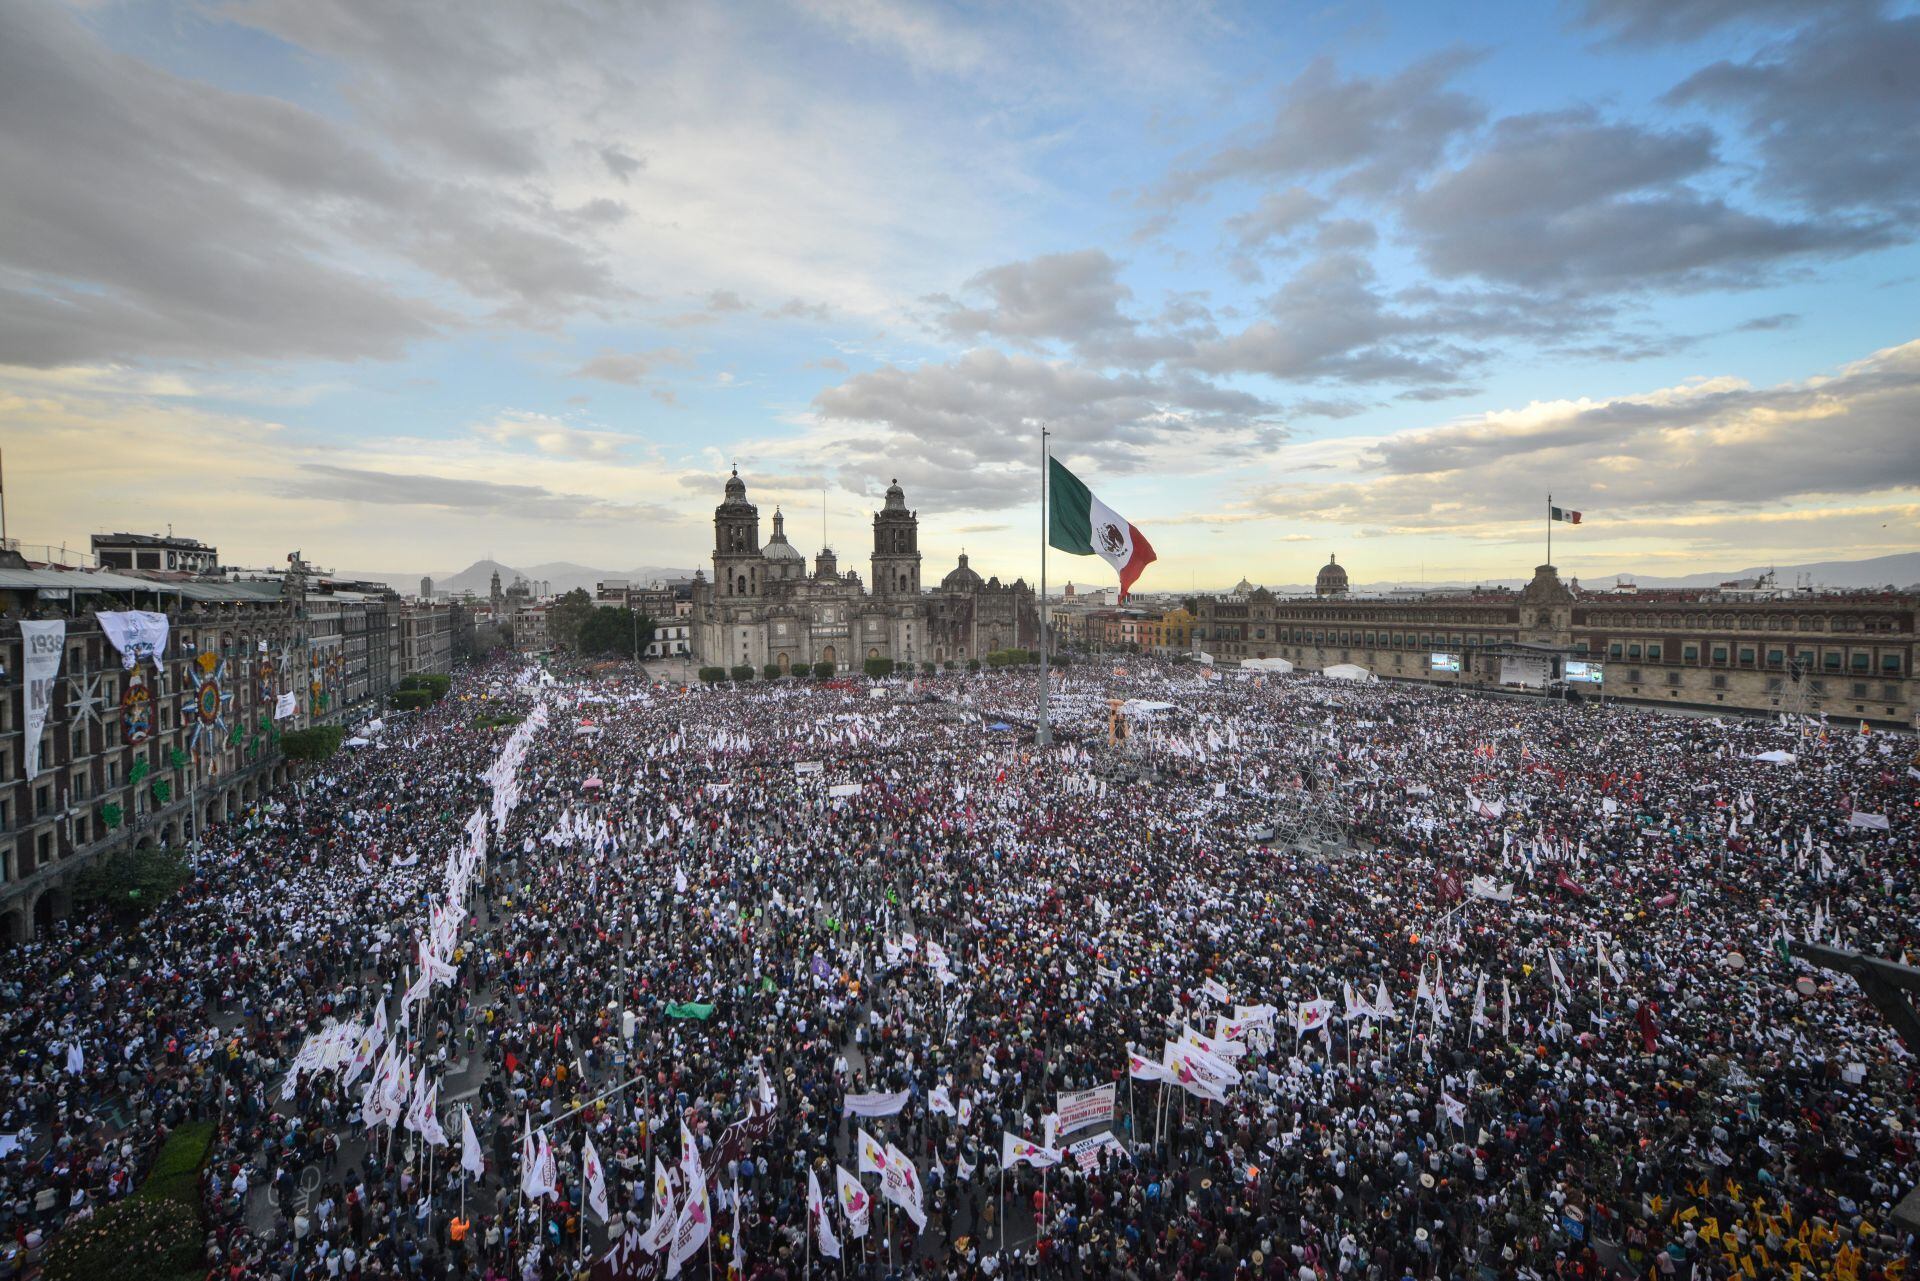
top-left (471, 411), bottom-right (646, 461)
top-left (1160, 50), bottom-right (1486, 202)
top-left (1668, 8), bottom-right (1920, 220)
top-left (570, 347), bottom-right (695, 385)
top-left (1400, 108), bottom-right (1891, 291)
top-left (1573, 0), bottom-right (1858, 46)
top-left (599, 145), bottom-right (645, 182)
top-left (1239, 337), bottom-right (1920, 530)
top-left (810, 347), bottom-right (1283, 509)
top-left (791, 0), bottom-right (990, 75)
top-left (288, 463), bottom-right (651, 520)
top-left (930, 250), bottom-right (1136, 348)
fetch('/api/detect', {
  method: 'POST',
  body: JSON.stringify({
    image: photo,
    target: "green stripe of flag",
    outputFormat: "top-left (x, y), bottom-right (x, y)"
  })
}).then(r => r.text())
top-left (1048, 457), bottom-right (1096, 555)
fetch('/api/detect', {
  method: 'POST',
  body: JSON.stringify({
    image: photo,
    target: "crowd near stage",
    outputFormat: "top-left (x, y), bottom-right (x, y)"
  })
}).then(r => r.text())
top-left (4, 655), bottom-right (1916, 1281)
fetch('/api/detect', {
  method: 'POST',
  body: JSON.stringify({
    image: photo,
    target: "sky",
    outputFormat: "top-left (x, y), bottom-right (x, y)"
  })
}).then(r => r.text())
top-left (6, 0), bottom-right (1920, 593)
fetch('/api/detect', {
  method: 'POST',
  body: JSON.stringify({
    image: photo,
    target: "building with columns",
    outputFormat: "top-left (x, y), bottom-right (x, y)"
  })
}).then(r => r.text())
top-left (690, 470), bottom-right (1038, 672)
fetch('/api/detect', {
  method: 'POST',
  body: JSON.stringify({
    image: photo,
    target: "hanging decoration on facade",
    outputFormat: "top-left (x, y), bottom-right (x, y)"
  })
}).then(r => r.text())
top-left (256, 649), bottom-right (277, 705)
top-left (121, 662), bottom-right (153, 745)
top-left (188, 651), bottom-right (232, 759)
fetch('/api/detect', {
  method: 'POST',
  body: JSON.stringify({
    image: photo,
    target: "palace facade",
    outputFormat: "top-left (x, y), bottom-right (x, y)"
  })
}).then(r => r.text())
top-left (1193, 562), bottom-right (1918, 727)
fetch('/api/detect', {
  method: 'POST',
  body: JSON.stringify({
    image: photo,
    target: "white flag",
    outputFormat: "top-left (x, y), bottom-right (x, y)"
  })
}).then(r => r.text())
top-left (635, 1159), bottom-right (676, 1254)
top-left (461, 1109), bottom-right (484, 1178)
top-left (836, 1166), bottom-right (871, 1239)
top-left (856, 1128), bottom-right (889, 1176)
top-left (1001, 1131), bottom-right (1063, 1170)
top-left (881, 1142), bottom-right (926, 1231)
top-left (63, 1042), bottom-right (84, 1076)
top-left (669, 1130), bottom-right (713, 1273)
top-left (928, 1084), bottom-right (956, 1117)
top-left (583, 1134), bottom-right (609, 1224)
top-left (809, 1168), bottom-right (842, 1259)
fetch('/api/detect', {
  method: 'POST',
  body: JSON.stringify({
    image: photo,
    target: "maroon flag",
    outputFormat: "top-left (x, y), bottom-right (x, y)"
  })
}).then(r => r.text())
top-left (1555, 870), bottom-right (1587, 898)
top-left (1636, 1002), bottom-right (1659, 1054)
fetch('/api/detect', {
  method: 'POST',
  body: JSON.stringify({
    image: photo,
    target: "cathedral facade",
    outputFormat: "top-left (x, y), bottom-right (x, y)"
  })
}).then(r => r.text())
top-left (690, 471), bottom-right (1038, 672)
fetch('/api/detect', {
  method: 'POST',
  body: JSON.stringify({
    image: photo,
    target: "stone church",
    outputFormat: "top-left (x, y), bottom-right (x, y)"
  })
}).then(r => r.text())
top-left (690, 470), bottom-right (1039, 673)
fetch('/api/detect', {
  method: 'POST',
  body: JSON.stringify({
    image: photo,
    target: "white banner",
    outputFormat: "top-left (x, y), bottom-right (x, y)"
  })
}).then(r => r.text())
top-left (794, 760), bottom-right (824, 776)
top-left (841, 1089), bottom-right (910, 1118)
top-left (1054, 1083), bottom-right (1115, 1138)
top-left (20, 621), bottom-right (65, 781)
top-left (274, 691), bottom-right (298, 720)
top-left (95, 610), bottom-right (170, 669)
top-left (828, 782), bottom-right (862, 798)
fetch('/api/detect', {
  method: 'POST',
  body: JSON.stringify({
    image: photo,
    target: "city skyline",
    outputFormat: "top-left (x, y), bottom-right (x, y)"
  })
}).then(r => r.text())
top-left (6, 1), bottom-right (1920, 591)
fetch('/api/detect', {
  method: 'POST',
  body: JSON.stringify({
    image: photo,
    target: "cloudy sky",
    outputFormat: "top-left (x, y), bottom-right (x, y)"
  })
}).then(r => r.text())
top-left (7, 0), bottom-right (1919, 590)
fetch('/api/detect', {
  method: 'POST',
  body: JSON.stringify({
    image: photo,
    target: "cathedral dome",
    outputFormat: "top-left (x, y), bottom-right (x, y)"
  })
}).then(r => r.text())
top-left (763, 508), bottom-right (804, 562)
top-left (941, 552), bottom-right (984, 591)
top-left (883, 478), bottom-right (908, 512)
top-left (721, 467), bottom-right (751, 508)
top-left (1315, 554), bottom-right (1349, 597)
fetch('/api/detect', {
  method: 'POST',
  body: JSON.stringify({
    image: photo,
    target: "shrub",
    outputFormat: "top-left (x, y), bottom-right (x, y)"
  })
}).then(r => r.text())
top-left (762, 664), bottom-right (782, 681)
top-left (698, 667), bottom-right (726, 684)
top-left (398, 672), bottom-right (453, 698)
top-left (730, 664), bottom-right (755, 682)
top-left (920, 662), bottom-right (936, 675)
top-left (46, 1122), bottom-right (212, 1281)
top-left (862, 657), bottom-right (895, 679)
top-left (967, 659), bottom-right (980, 672)
top-left (811, 660), bottom-right (835, 679)
top-left (391, 688), bottom-right (435, 711)
top-left (71, 848), bottom-right (190, 918)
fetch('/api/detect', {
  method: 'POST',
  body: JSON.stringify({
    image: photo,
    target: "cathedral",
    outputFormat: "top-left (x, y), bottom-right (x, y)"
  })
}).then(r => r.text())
top-left (690, 470), bottom-right (1039, 673)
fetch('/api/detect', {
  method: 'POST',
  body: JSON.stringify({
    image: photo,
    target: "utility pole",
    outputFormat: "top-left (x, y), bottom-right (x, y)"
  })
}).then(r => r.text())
top-left (1038, 426), bottom-right (1051, 746)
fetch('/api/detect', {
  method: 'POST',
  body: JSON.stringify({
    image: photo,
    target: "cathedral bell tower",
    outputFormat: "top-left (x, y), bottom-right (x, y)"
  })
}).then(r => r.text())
top-left (713, 468), bottom-right (763, 599)
top-left (870, 478), bottom-right (921, 598)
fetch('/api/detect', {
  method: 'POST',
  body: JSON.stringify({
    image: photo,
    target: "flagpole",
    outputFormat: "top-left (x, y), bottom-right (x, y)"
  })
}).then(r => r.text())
top-left (1546, 492), bottom-right (1552, 566)
top-left (1038, 424), bottom-right (1052, 747)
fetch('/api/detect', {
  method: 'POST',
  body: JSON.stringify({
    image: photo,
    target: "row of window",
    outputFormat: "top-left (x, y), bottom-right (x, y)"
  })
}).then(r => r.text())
top-left (1595, 640), bottom-right (1905, 674)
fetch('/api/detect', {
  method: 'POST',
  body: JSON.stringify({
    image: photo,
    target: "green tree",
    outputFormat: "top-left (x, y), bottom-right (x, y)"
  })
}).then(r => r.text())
top-left (863, 657), bottom-right (895, 679)
top-left (280, 725), bottom-right (345, 764)
top-left (72, 847), bottom-right (191, 919)
top-left (578, 606), bottom-right (655, 659)
top-left (811, 660), bottom-right (835, 679)
top-left (698, 666), bottom-right (726, 683)
top-left (729, 664), bottom-right (755, 682)
top-left (762, 663), bottom-right (782, 680)
top-left (546, 588), bottom-right (597, 650)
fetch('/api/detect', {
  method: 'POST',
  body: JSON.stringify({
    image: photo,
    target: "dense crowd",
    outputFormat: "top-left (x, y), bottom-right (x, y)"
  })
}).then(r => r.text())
top-left (1, 653), bottom-right (1916, 1281)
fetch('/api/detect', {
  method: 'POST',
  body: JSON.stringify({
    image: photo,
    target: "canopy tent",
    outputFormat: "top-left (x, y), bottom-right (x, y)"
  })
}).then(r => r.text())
top-left (1322, 663), bottom-right (1373, 682)
top-left (1748, 750), bottom-right (1797, 764)
top-left (1241, 657), bottom-right (1294, 673)
top-left (1119, 699), bottom-right (1175, 718)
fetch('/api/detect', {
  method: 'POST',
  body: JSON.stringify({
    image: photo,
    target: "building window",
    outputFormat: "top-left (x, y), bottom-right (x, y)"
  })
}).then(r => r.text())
top-left (1880, 652), bottom-right (1902, 673)
top-left (1608, 643), bottom-right (1623, 659)
top-left (1666, 672), bottom-right (1680, 687)
top-left (1738, 647), bottom-right (1755, 665)
top-left (1809, 679), bottom-right (1825, 694)
top-left (1884, 684), bottom-right (1902, 701)
top-left (1824, 651), bottom-right (1842, 670)
top-left (1627, 669), bottom-right (1642, 684)
top-left (1711, 674), bottom-right (1728, 689)
top-left (1711, 646), bottom-right (1728, 664)
top-left (1683, 644), bottom-right (1699, 662)
top-left (1767, 649), bottom-right (1784, 666)
top-left (1851, 652), bottom-right (1870, 671)
top-left (1627, 643), bottom-right (1642, 659)
top-left (1851, 682), bottom-right (1868, 698)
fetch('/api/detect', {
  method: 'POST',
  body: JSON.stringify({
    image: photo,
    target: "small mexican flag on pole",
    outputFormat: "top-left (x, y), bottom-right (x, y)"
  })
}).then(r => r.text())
top-left (1048, 457), bottom-right (1157, 600)
top-left (1550, 505), bottom-right (1582, 524)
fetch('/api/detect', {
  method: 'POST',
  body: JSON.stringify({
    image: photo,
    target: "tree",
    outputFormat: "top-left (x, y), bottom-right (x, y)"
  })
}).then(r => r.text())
top-left (811, 660), bottom-right (835, 679)
top-left (578, 606), bottom-right (655, 659)
top-left (762, 663), bottom-right (782, 680)
top-left (280, 725), bottom-right (345, 765)
top-left (546, 588), bottom-right (596, 650)
top-left (698, 666), bottom-right (726, 683)
top-left (72, 847), bottom-right (191, 919)
top-left (863, 657), bottom-right (895, 679)
top-left (920, 661), bottom-right (936, 675)
top-left (730, 664), bottom-right (755, 682)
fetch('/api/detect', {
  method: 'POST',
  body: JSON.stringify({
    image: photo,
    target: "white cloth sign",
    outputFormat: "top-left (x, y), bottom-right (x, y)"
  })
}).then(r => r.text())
top-left (1054, 1083), bottom-right (1115, 1138)
top-left (274, 692), bottom-right (298, 720)
top-left (842, 1089), bottom-right (910, 1118)
top-left (20, 621), bottom-right (64, 782)
top-left (95, 610), bottom-right (169, 669)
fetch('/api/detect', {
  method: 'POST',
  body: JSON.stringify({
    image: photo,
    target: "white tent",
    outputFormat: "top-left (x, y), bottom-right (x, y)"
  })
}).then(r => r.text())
top-left (1242, 657), bottom-right (1294, 673)
top-left (1118, 699), bottom-right (1175, 719)
top-left (1748, 750), bottom-right (1797, 764)
top-left (1322, 663), bottom-right (1372, 682)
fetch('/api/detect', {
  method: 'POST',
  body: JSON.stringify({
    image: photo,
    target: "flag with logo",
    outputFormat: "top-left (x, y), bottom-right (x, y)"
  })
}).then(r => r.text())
top-left (583, 1134), bottom-right (609, 1223)
top-left (808, 1168), bottom-right (841, 1259)
top-left (1048, 457), bottom-right (1157, 600)
top-left (836, 1166), bottom-right (871, 1239)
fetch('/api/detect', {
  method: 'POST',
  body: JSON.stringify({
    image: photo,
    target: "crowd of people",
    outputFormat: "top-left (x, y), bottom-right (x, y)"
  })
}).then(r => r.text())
top-left (1, 652), bottom-right (1916, 1281)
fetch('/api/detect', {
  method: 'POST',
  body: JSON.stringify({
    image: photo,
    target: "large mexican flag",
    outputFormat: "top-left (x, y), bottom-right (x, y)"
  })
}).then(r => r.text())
top-left (1048, 457), bottom-right (1157, 599)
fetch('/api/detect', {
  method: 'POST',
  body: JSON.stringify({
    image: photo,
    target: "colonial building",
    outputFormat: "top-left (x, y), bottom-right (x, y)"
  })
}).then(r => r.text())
top-left (1192, 561), bottom-right (1918, 727)
top-left (690, 471), bottom-right (1038, 672)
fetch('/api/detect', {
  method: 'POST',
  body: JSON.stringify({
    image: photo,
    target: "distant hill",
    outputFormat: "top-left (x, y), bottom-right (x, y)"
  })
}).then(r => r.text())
top-left (1599, 551), bottom-right (1920, 591)
top-left (340, 559), bottom-right (695, 597)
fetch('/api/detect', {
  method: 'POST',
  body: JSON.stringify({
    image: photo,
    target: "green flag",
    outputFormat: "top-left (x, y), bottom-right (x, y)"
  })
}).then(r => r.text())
top-left (169, 747), bottom-right (189, 769)
top-left (664, 1001), bottom-right (715, 1020)
top-left (100, 802), bottom-right (124, 830)
top-left (130, 758), bottom-right (151, 785)
top-left (151, 779), bottom-right (171, 804)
